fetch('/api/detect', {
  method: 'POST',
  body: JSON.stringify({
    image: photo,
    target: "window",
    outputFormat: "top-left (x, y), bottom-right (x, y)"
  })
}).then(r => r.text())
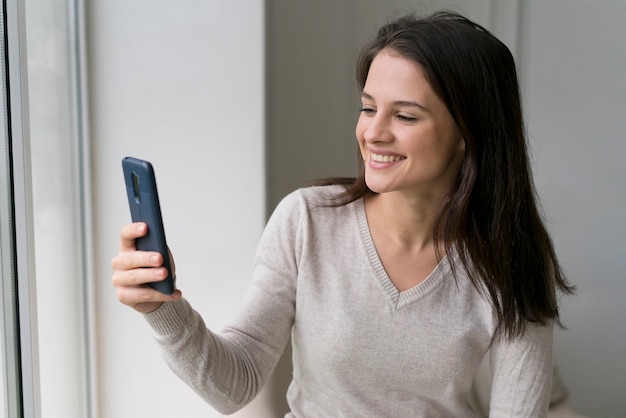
top-left (1, 1), bottom-right (39, 416)
top-left (26, 0), bottom-right (94, 414)
top-left (1, 0), bottom-right (93, 416)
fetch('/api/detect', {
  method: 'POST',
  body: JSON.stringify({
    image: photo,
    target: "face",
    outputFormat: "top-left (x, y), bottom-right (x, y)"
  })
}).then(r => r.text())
top-left (356, 48), bottom-right (465, 200)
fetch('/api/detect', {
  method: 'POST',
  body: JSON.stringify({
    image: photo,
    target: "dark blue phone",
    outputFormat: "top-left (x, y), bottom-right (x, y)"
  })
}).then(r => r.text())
top-left (122, 157), bottom-right (175, 294)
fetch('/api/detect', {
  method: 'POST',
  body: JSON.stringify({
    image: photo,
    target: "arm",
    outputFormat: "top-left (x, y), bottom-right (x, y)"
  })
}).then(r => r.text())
top-left (143, 298), bottom-right (290, 414)
top-left (488, 323), bottom-right (554, 417)
top-left (112, 193), bottom-right (301, 414)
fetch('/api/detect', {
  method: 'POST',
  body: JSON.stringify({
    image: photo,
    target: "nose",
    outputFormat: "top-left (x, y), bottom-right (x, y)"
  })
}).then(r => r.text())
top-left (362, 113), bottom-right (392, 144)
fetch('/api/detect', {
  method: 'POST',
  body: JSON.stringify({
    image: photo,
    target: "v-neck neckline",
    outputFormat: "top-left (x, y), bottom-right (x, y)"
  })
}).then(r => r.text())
top-left (354, 197), bottom-right (453, 309)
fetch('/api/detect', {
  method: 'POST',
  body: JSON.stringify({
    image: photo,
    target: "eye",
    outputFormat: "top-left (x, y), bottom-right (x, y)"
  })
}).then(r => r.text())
top-left (397, 114), bottom-right (417, 123)
top-left (359, 107), bottom-right (376, 116)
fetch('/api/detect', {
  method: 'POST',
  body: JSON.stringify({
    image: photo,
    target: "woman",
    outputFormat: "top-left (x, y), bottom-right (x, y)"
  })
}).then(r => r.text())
top-left (112, 11), bottom-right (573, 417)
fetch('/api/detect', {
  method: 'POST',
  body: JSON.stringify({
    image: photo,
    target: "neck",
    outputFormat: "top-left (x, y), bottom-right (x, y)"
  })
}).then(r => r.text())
top-left (365, 191), bottom-right (441, 252)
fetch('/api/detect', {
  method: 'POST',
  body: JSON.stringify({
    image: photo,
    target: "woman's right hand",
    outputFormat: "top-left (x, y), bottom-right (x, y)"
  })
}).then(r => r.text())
top-left (111, 222), bottom-right (182, 313)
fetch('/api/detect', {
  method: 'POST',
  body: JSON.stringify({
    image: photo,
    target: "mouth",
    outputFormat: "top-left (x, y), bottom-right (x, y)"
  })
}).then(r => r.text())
top-left (371, 152), bottom-right (405, 163)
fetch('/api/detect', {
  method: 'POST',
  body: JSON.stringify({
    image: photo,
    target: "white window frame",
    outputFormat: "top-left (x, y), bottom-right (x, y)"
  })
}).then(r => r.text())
top-left (0, 0), bottom-right (95, 416)
top-left (1, 0), bottom-right (39, 416)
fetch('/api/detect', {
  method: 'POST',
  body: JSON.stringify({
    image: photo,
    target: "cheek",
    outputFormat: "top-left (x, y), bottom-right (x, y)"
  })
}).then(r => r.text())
top-left (355, 120), bottom-right (367, 156)
top-left (355, 117), bottom-right (364, 140)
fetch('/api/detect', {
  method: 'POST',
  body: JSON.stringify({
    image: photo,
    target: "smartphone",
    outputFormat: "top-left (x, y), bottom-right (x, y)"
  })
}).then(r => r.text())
top-left (122, 157), bottom-right (175, 294)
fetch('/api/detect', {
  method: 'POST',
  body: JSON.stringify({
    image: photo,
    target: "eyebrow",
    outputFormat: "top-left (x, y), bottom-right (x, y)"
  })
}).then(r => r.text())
top-left (361, 92), bottom-right (429, 112)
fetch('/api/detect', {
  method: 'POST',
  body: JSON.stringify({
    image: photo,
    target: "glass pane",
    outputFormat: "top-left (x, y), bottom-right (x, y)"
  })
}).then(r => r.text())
top-left (25, 0), bottom-right (89, 416)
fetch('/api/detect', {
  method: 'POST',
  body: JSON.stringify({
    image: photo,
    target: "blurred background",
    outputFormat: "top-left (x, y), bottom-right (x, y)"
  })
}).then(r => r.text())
top-left (1, 0), bottom-right (624, 417)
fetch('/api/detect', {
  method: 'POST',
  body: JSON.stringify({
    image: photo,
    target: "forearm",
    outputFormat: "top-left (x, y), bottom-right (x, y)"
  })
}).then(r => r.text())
top-left (144, 299), bottom-right (265, 414)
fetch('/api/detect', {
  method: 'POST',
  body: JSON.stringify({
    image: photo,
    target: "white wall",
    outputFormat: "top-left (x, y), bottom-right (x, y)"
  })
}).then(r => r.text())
top-left (88, 2), bottom-right (265, 417)
top-left (520, 2), bottom-right (626, 416)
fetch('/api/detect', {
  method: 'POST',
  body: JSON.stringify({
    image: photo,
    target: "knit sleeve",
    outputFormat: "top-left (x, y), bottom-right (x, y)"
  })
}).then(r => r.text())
top-left (143, 191), bottom-right (302, 414)
top-left (488, 323), bottom-right (554, 417)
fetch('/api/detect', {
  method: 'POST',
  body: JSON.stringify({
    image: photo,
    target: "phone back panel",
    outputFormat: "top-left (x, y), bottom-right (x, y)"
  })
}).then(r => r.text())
top-left (122, 157), bottom-right (175, 294)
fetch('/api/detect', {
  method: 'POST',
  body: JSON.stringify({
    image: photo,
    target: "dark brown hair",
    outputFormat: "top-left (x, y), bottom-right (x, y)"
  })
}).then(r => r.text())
top-left (319, 11), bottom-right (574, 339)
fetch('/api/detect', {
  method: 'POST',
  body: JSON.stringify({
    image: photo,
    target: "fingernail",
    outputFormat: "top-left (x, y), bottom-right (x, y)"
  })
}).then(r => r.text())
top-left (150, 255), bottom-right (160, 264)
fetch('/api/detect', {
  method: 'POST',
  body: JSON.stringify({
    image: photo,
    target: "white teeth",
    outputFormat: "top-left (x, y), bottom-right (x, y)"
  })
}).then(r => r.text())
top-left (371, 153), bottom-right (402, 163)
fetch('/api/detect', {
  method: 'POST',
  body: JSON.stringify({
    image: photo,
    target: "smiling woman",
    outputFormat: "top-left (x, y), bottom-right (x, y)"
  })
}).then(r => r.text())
top-left (356, 49), bottom-right (465, 202)
top-left (264, 2), bottom-right (625, 416)
top-left (110, 11), bottom-right (574, 418)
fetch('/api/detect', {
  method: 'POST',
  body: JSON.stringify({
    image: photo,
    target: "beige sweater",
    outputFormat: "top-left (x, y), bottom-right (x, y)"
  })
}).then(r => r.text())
top-left (145, 185), bottom-right (553, 417)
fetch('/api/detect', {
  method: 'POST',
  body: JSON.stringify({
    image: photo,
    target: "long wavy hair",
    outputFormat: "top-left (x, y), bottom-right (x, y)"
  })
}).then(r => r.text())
top-left (317, 11), bottom-right (574, 339)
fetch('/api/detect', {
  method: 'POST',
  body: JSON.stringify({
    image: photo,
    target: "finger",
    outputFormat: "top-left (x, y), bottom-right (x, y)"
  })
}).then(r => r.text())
top-left (111, 250), bottom-right (163, 272)
top-left (112, 266), bottom-right (168, 288)
top-left (119, 222), bottom-right (148, 251)
top-left (116, 286), bottom-right (182, 310)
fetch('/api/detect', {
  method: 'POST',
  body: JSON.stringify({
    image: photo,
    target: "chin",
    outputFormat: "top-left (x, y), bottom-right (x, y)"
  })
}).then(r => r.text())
top-left (364, 177), bottom-right (392, 195)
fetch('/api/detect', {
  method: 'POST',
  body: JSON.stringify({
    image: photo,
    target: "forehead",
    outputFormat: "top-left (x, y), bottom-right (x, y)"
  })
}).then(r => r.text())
top-left (364, 48), bottom-right (434, 99)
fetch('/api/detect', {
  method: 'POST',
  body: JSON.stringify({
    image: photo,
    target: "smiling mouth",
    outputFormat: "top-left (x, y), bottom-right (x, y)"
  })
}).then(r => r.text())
top-left (371, 153), bottom-right (404, 163)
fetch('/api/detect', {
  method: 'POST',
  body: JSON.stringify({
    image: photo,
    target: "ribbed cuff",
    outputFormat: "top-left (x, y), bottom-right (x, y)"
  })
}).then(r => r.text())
top-left (143, 298), bottom-right (193, 335)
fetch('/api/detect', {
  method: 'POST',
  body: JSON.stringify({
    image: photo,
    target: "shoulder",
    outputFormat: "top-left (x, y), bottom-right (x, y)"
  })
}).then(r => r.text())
top-left (266, 185), bottom-right (357, 236)
top-left (287, 184), bottom-right (348, 203)
top-left (273, 184), bottom-right (350, 215)
top-left (258, 185), bottom-right (357, 257)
